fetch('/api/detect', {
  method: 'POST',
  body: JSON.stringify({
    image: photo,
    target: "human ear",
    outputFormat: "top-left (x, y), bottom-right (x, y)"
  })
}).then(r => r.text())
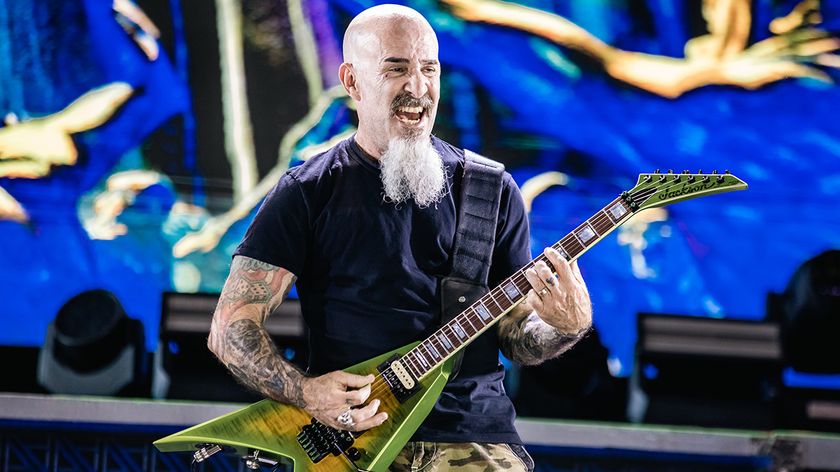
top-left (339, 63), bottom-right (362, 101)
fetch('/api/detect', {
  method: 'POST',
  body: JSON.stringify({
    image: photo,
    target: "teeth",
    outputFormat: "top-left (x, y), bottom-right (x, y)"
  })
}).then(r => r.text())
top-left (397, 106), bottom-right (423, 113)
top-left (396, 115), bottom-right (420, 124)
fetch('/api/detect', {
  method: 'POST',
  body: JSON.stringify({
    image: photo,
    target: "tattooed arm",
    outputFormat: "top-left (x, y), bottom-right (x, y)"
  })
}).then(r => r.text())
top-left (208, 255), bottom-right (387, 431)
top-left (207, 255), bottom-right (305, 404)
top-left (498, 247), bottom-right (592, 366)
top-left (498, 303), bottom-right (589, 366)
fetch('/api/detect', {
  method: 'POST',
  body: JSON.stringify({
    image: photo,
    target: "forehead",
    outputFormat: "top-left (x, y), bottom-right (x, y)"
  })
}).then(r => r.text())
top-left (373, 20), bottom-right (438, 64)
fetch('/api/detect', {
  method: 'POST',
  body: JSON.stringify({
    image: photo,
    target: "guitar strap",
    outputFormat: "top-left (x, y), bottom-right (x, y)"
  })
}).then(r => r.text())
top-left (439, 149), bottom-right (505, 379)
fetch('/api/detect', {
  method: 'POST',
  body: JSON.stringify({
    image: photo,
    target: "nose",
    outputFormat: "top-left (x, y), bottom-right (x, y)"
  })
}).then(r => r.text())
top-left (403, 69), bottom-right (429, 99)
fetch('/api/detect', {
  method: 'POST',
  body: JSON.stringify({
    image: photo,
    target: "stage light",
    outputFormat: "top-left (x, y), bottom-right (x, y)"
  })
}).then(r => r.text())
top-left (37, 289), bottom-right (147, 396)
top-left (768, 250), bottom-right (840, 431)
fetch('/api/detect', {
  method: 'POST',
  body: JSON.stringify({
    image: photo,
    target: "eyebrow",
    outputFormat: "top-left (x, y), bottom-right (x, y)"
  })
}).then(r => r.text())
top-left (383, 57), bottom-right (439, 65)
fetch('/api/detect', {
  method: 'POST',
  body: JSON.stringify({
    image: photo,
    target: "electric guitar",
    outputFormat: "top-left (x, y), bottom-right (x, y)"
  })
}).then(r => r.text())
top-left (154, 170), bottom-right (748, 471)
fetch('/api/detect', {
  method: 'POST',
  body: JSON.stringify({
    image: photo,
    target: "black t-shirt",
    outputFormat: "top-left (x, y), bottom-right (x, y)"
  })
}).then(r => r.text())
top-left (234, 136), bottom-right (531, 443)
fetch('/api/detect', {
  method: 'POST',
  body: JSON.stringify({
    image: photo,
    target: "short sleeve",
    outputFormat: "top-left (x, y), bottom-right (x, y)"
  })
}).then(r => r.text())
top-left (234, 172), bottom-right (310, 276)
top-left (488, 173), bottom-right (532, 287)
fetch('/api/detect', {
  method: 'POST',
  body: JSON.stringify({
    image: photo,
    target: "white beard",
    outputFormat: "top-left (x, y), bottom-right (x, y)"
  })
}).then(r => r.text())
top-left (379, 137), bottom-right (447, 208)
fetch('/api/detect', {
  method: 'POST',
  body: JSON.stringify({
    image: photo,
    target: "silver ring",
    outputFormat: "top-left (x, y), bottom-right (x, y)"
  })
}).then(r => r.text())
top-left (538, 287), bottom-right (549, 296)
top-left (337, 410), bottom-right (354, 427)
top-left (544, 276), bottom-right (555, 286)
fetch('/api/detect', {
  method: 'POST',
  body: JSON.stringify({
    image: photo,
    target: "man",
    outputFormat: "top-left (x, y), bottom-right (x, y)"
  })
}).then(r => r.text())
top-left (207, 4), bottom-right (591, 470)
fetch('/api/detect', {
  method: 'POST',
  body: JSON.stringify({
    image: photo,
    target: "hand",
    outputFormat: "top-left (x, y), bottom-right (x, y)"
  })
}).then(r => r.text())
top-left (524, 247), bottom-right (592, 335)
top-left (300, 371), bottom-right (388, 432)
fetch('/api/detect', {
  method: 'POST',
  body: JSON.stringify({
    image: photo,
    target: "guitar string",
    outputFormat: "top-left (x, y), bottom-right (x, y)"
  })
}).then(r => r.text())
top-left (354, 177), bottom-right (726, 406)
top-left (364, 179), bottom-right (685, 398)
top-left (362, 179), bottom-right (687, 400)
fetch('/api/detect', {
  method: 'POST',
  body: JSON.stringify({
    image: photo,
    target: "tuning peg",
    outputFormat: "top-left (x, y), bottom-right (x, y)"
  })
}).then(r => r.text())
top-left (724, 169), bottom-right (731, 174)
top-left (687, 175), bottom-right (695, 182)
top-left (712, 170), bottom-right (718, 174)
top-left (668, 169), bottom-right (674, 174)
top-left (654, 169), bottom-right (661, 174)
top-left (698, 169), bottom-right (703, 174)
top-left (683, 170), bottom-right (689, 174)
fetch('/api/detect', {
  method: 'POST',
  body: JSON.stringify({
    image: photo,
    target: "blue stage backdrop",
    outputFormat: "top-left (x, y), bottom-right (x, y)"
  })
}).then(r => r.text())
top-left (0, 0), bottom-right (838, 376)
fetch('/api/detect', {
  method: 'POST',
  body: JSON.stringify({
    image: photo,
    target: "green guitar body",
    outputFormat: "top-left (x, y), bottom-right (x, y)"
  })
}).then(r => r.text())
top-left (154, 341), bottom-right (454, 471)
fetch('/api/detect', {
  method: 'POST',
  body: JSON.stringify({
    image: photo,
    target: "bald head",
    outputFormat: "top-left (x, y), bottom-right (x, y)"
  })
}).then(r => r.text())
top-left (342, 4), bottom-right (437, 64)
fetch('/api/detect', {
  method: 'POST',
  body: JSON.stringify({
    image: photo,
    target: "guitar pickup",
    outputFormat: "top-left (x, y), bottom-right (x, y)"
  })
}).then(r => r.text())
top-left (377, 355), bottom-right (420, 402)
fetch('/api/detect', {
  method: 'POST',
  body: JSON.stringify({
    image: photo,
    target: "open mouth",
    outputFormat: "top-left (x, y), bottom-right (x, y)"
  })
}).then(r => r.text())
top-left (394, 106), bottom-right (425, 125)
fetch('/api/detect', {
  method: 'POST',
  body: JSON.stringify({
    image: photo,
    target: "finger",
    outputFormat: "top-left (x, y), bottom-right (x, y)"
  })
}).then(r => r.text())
top-left (335, 371), bottom-right (375, 389)
top-left (570, 260), bottom-right (586, 285)
top-left (526, 288), bottom-right (545, 314)
top-left (545, 248), bottom-right (574, 285)
top-left (343, 383), bottom-right (372, 406)
top-left (352, 398), bottom-right (383, 424)
top-left (524, 266), bottom-right (548, 293)
top-left (534, 260), bottom-right (556, 290)
top-left (352, 411), bottom-right (389, 432)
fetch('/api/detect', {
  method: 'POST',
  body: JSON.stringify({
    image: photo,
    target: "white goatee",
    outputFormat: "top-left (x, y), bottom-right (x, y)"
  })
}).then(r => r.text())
top-left (379, 137), bottom-right (447, 208)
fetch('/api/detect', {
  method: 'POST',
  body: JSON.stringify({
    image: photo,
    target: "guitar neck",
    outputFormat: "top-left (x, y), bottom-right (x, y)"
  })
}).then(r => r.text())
top-left (402, 195), bottom-right (637, 381)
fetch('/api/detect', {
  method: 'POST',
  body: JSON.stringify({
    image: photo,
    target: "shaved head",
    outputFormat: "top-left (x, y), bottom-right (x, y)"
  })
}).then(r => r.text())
top-left (342, 5), bottom-right (437, 64)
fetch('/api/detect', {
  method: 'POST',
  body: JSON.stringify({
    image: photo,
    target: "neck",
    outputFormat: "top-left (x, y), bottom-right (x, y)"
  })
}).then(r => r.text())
top-left (353, 131), bottom-right (384, 159)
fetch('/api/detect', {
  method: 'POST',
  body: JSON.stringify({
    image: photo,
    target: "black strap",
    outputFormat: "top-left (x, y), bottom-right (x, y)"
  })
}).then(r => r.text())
top-left (440, 149), bottom-right (505, 378)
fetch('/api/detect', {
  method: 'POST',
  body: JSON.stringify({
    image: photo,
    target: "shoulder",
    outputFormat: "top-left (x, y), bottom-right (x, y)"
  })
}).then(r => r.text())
top-left (431, 135), bottom-right (466, 169)
top-left (286, 138), bottom-right (353, 185)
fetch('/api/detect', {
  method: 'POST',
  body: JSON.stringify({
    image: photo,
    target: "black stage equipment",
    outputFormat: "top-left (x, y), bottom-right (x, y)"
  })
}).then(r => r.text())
top-left (37, 289), bottom-right (148, 396)
top-left (630, 313), bottom-right (782, 429)
top-left (513, 328), bottom-right (626, 421)
top-left (768, 249), bottom-right (840, 431)
top-left (153, 291), bottom-right (307, 401)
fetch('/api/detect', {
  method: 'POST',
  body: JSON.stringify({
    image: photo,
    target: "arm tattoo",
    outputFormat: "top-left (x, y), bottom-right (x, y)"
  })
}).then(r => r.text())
top-left (225, 319), bottom-right (307, 407)
top-left (208, 256), bottom-right (305, 406)
top-left (498, 305), bottom-right (588, 366)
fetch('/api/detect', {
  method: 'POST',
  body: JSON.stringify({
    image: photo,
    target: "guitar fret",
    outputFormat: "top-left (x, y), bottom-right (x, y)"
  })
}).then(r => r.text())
top-left (475, 303), bottom-right (492, 322)
top-left (603, 207), bottom-right (617, 224)
top-left (562, 237), bottom-right (584, 257)
top-left (513, 274), bottom-right (531, 296)
top-left (487, 291), bottom-right (503, 311)
top-left (405, 352), bottom-right (421, 376)
top-left (607, 200), bottom-right (628, 221)
top-left (416, 350), bottom-right (430, 369)
top-left (503, 281), bottom-right (522, 302)
top-left (443, 325), bottom-right (460, 349)
top-left (594, 213), bottom-right (613, 233)
top-left (462, 313), bottom-right (478, 333)
top-left (425, 342), bottom-right (441, 360)
top-left (576, 222), bottom-right (597, 244)
top-left (452, 320), bottom-right (467, 340)
top-left (438, 332), bottom-right (453, 351)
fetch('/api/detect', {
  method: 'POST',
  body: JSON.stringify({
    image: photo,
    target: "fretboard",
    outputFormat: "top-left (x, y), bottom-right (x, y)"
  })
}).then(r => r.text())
top-left (401, 195), bottom-right (636, 381)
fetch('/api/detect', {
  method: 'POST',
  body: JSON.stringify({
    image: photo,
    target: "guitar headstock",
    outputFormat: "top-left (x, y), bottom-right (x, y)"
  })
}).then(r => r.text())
top-left (623, 170), bottom-right (748, 211)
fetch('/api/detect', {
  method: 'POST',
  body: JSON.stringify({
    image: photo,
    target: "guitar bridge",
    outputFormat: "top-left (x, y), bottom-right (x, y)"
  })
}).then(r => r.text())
top-left (297, 418), bottom-right (356, 463)
top-left (378, 355), bottom-right (421, 402)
